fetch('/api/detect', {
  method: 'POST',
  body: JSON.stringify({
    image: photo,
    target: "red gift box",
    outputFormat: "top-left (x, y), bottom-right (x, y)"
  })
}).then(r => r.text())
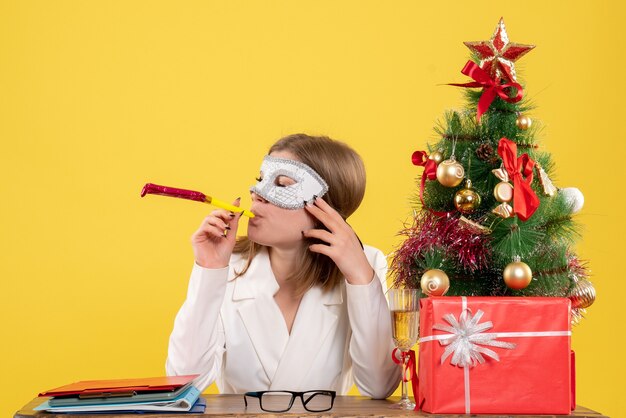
top-left (417, 296), bottom-right (572, 414)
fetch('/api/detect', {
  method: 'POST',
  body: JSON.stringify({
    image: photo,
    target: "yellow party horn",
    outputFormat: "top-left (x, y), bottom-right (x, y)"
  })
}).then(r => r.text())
top-left (141, 183), bottom-right (254, 217)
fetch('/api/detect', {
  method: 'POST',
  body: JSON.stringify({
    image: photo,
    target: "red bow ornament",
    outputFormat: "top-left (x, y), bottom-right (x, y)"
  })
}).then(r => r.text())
top-left (497, 137), bottom-right (540, 221)
top-left (392, 348), bottom-right (419, 411)
top-left (412, 151), bottom-right (451, 217)
top-left (449, 61), bottom-right (523, 122)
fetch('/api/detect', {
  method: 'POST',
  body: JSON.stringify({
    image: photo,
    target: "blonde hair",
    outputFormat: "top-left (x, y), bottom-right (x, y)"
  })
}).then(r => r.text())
top-left (233, 133), bottom-right (367, 295)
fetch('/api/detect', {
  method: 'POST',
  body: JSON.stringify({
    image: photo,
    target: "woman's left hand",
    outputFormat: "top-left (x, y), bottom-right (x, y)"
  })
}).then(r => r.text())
top-left (303, 197), bottom-right (375, 285)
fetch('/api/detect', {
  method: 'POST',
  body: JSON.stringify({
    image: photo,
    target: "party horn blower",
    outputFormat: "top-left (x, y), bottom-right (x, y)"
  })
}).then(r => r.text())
top-left (141, 183), bottom-right (255, 217)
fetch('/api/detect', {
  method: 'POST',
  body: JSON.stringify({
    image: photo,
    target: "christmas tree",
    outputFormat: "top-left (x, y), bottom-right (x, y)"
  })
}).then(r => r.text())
top-left (391, 18), bottom-right (595, 324)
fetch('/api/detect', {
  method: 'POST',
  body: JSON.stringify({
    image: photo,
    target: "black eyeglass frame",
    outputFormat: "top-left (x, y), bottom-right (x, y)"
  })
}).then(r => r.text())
top-left (244, 390), bottom-right (337, 412)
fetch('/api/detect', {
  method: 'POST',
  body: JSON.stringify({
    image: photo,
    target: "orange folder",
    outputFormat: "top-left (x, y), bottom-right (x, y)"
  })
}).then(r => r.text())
top-left (39, 375), bottom-right (199, 398)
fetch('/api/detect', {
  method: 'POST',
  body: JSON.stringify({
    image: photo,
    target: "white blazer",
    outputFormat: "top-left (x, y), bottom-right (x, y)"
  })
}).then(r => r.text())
top-left (166, 245), bottom-right (400, 399)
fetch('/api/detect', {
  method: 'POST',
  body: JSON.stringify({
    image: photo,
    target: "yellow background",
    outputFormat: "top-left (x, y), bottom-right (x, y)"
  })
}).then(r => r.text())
top-left (1, 1), bottom-right (624, 416)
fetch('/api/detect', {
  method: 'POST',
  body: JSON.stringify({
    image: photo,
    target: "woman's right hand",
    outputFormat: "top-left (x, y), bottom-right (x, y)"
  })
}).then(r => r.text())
top-left (191, 198), bottom-right (243, 268)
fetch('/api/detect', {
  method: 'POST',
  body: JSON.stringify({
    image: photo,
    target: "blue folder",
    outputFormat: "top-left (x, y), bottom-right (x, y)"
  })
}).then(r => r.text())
top-left (35, 385), bottom-right (201, 413)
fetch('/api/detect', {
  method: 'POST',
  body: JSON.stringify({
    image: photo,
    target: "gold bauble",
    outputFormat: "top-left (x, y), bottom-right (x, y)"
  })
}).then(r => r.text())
top-left (420, 269), bottom-right (450, 296)
top-left (436, 158), bottom-right (465, 188)
top-left (493, 181), bottom-right (513, 203)
top-left (515, 114), bottom-right (532, 130)
top-left (503, 260), bottom-right (532, 290)
top-left (454, 180), bottom-right (482, 214)
top-left (429, 150), bottom-right (444, 164)
top-left (569, 279), bottom-right (596, 309)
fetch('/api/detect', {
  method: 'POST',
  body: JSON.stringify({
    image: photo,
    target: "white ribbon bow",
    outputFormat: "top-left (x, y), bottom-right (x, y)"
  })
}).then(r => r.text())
top-left (434, 309), bottom-right (516, 368)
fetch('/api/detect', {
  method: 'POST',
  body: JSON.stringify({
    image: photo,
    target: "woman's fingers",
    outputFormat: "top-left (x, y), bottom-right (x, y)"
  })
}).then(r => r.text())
top-left (202, 223), bottom-right (229, 239)
top-left (191, 197), bottom-right (242, 268)
top-left (224, 198), bottom-right (243, 241)
top-left (302, 228), bottom-right (334, 244)
top-left (304, 198), bottom-right (343, 231)
top-left (312, 197), bottom-right (344, 219)
top-left (308, 243), bottom-right (334, 257)
top-left (211, 209), bottom-right (234, 224)
top-left (303, 198), bottom-right (375, 284)
top-left (196, 198), bottom-right (243, 240)
top-left (204, 214), bottom-right (229, 230)
top-left (195, 216), bottom-right (228, 240)
top-left (209, 198), bottom-right (242, 225)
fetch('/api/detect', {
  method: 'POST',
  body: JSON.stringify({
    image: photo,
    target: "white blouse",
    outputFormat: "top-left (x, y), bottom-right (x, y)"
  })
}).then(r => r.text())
top-left (166, 245), bottom-right (400, 399)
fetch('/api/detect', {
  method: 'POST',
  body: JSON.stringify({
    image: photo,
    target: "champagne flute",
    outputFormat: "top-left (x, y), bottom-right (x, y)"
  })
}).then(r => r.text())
top-left (387, 288), bottom-right (419, 410)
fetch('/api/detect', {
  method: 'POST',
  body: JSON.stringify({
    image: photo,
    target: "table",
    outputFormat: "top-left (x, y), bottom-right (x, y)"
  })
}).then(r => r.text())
top-left (14, 395), bottom-right (609, 417)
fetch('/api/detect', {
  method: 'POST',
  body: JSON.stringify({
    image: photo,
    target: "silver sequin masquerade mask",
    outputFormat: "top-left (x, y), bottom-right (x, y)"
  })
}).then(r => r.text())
top-left (250, 155), bottom-right (329, 209)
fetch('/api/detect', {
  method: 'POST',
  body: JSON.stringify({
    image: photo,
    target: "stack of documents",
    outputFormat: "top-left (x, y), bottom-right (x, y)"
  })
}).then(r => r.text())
top-left (35, 375), bottom-right (204, 413)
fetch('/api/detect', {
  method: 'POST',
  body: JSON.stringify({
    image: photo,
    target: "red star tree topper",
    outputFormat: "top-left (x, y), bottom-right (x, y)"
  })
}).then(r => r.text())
top-left (464, 18), bottom-right (535, 83)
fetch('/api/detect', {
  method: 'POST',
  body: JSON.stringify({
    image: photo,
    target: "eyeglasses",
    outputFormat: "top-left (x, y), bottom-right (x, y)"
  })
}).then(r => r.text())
top-left (244, 390), bottom-right (336, 412)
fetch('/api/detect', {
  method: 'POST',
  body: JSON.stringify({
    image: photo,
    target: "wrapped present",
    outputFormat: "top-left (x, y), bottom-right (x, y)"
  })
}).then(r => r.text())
top-left (417, 296), bottom-right (572, 414)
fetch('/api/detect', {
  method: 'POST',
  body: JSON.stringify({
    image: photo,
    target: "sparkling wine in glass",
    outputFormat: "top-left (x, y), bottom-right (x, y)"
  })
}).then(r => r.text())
top-left (391, 309), bottom-right (420, 350)
top-left (387, 288), bottom-right (419, 410)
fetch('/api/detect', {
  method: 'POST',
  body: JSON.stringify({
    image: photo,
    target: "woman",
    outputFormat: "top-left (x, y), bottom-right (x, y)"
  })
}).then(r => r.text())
top-left (166, 133), bottom-right (400, 399)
